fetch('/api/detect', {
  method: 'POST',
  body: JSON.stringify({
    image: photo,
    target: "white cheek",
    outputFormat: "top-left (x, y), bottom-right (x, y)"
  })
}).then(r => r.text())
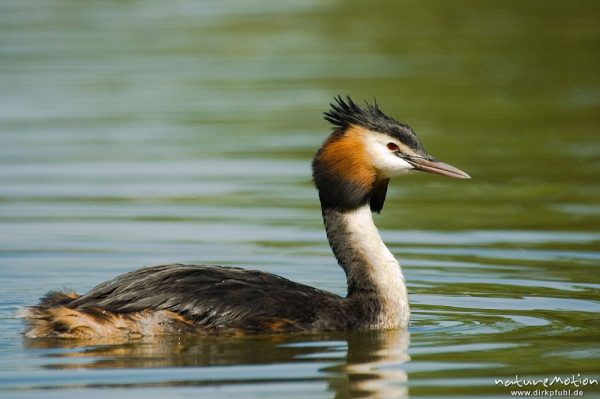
top-left (364, 138), bottom-right (415, 177)
top-left (374, 154), bottom-right (414, 177)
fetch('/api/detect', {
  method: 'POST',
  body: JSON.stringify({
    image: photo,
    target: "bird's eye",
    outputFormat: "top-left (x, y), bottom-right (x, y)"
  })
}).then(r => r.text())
top-left (387, 142), bottom-right (399, 151)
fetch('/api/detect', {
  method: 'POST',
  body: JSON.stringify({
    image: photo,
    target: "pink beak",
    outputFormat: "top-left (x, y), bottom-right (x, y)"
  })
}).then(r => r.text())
top-left (404, 156), bottom-right (470, 179)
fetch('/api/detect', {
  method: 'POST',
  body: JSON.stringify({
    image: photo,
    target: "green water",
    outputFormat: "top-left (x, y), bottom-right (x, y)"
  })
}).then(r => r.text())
top-left (1, 1), bottom-right (599, 398)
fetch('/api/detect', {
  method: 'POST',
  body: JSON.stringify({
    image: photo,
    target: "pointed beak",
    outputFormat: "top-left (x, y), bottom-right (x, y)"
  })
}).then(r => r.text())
top-left (403, 155), bottom-right (471, 179)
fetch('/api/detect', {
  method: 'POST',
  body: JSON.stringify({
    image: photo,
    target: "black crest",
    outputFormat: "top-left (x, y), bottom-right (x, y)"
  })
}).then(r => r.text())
top-left (324, 95), bottom-right (426, 154)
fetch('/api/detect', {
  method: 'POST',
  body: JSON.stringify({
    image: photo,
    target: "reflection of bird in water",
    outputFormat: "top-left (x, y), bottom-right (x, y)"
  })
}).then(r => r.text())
top-left (22, 96), bottom-right (469, 339)
top-left (23, 329), bottom-right (411, 398)
top-left (331, 330), bottom-right (411, 399)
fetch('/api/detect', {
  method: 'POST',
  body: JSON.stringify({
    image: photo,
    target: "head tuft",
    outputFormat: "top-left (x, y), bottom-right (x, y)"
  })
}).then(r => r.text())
top-left (324, 95), bottom-right (426, 155)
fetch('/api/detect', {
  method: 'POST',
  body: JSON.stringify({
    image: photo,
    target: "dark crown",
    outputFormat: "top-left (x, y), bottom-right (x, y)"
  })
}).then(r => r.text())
top-left (324, 96), bottom-right (426, 155)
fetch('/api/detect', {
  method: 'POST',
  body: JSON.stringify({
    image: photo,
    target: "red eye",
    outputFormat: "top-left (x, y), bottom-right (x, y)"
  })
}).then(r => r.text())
top-left (387, 142), bottom-right (399, 151)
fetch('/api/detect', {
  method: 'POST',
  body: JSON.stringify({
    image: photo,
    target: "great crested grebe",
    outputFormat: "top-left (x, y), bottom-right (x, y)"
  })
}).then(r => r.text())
top-left (23, 96), bottom-right (469, 339)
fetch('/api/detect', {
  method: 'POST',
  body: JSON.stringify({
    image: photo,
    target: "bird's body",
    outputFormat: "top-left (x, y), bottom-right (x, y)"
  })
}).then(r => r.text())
top-left (26, 264), bottom-right (350, 337)
top-left (22, 96), bottom-right (469, 339)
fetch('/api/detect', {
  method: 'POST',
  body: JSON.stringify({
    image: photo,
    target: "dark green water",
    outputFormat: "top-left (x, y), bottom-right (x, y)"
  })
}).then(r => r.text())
top-left (1, 1), bottom-right (599, 398)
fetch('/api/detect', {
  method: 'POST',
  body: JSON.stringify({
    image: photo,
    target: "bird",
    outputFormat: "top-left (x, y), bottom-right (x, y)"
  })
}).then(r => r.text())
top-left (22, 96), bottom-right (470, 339)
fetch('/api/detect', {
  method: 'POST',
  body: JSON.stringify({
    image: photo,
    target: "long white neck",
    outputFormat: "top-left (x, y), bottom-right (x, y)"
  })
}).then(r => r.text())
top-left (322, 205), bottom-right (409, 329)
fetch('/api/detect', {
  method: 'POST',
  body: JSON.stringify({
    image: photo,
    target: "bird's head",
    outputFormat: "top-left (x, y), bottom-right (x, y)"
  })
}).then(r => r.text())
top-left (312, 96), bottom-right (470, 212)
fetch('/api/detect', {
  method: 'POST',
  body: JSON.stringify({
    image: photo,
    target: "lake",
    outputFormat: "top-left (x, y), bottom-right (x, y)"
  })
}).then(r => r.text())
top-left (1, 1), bottom-right (599, 398)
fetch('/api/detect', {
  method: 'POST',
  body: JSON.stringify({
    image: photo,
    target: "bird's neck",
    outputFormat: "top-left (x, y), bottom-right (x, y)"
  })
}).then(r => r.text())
top-left (321, 205), bottom-right (409, 329)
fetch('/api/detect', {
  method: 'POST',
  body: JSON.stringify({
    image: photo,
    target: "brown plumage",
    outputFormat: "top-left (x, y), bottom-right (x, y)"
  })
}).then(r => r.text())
top-left (317, 125), bottom-right (376, 189)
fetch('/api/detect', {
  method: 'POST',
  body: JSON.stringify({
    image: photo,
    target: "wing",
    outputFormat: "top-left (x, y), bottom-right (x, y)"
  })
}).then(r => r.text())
top-left (67, 264), bottom-right (348, 332)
